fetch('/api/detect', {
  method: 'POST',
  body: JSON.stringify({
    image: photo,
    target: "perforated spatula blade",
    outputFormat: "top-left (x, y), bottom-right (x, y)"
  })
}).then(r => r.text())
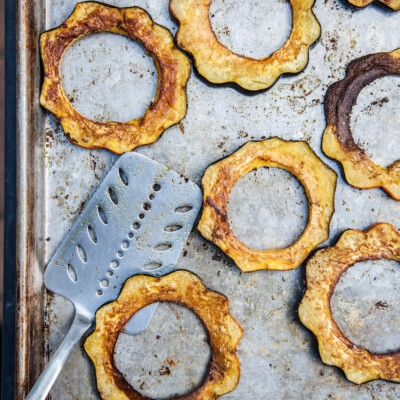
top-left (27, 152), bottom-right (202, 400)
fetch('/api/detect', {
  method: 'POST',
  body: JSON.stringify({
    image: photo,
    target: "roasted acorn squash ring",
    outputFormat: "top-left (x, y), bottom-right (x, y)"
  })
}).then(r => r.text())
top-left (198, 138), bottom-right (337, 272)
top-left (347, 0), bottom-right (400, 10)
top-left (299, 223), bottom-right (400, 384)
top-left (322, 49), bottom-right (400, 200)
top-left (84, 270), bottom-right (243, 400)
top-left (169, 0), bottom-right (320, 91)
top-left (40, 2), bottom-right (190, 154)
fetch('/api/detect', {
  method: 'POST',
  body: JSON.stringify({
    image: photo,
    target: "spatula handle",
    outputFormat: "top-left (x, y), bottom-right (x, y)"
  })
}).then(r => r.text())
top-left (26, 313), bottom-right (92, 400)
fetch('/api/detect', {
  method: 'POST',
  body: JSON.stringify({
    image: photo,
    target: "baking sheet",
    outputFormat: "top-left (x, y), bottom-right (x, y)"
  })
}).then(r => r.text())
top-left (17, 0), bottom-right (400, 398)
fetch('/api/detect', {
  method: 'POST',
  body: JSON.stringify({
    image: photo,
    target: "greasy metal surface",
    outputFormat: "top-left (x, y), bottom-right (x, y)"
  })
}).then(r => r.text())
top-left (227, 167), bottom-right (309, 250)
top-left (331, 259), bottom-right (400, 355)
top-left (60, 33), bottom-right (158, 123)
top-left (16, 0), bottom-right (400, 399)
top-left (114, 303), bottom-right (211, 398)
top-left (209, 0), bottom-right (293, 59)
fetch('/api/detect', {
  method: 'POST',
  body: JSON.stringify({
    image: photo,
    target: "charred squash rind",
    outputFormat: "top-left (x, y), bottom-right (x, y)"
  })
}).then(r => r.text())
top-left (84, 270), bottom-right (243, 400)
top-left (198, 138), bottom-right (337, 272)
top-left (299, 223), bottom-right (400, 384)
top-left (348, 0), bottom-right (400, 10)
top-left (40, 2), bottom-right (190, 154)
top-left (169, 0), bottom-right (320, 91)
top-left (322, 49), bottom-right (400, 200)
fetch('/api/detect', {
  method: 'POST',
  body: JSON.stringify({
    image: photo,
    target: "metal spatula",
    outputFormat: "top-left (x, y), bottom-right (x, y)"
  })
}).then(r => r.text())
top-left (27, 152), bottom-right (202, 400)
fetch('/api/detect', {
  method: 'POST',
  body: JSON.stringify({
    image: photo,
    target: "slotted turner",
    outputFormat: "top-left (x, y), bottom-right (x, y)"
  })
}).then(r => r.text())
top-left (27, 152), bottom-right (202, 400)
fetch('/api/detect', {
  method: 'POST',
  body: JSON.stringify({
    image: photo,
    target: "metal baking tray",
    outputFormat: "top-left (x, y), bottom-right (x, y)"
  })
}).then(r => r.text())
top-left (15, 0), bottom-right (400, 398)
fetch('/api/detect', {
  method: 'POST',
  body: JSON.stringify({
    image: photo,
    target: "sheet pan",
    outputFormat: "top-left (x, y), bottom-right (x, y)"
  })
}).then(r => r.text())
top-left (16, 0), bottom-right (400, 398)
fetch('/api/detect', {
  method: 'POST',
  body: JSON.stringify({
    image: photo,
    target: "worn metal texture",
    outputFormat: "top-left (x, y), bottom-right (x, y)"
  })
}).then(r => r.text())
top-left (16, 0), bottom-right (46, 398)
top-left (17, 0), bottom-right (400, 398)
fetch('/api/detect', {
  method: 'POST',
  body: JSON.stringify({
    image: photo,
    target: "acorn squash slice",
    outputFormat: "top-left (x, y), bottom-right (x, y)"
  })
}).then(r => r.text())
top-left (322, 49), bottom-right (400, 200)
top-left (169, 0), bottom-right (320, 91)
top-left (84, 270), bottom-right (243, 400)
top-left (348, 0), bottom-right (399, 10)
top-left (299, 223), bottom-right (400, 384)
top-left (198, 138), bottom-right (337, 271)
top-left (40, 2), bottom-right (190, 154)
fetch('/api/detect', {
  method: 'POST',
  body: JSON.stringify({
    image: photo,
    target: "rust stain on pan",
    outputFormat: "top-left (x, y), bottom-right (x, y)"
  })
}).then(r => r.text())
top-left (16, 0), bottom-right (47, 397)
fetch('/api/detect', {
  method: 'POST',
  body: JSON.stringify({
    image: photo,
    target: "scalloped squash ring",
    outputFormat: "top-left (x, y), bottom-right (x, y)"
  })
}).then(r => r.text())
top-left (169, 0), bottom-right (320, 91)
top-left (299, 223), bottom-right (400, 384)
top-left (85, 271), bottom-right (243, 400)
top-left (348, 0), bottom-right (399, 10)
top-left (323, 49), bottom-right (400, 200)
top-left (198, 138), bottom-right (337, 272)
top-left (40, 2), bottom-right (190, 154)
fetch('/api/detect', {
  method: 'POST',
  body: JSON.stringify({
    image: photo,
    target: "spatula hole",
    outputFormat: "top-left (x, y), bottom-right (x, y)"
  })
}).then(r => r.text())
top-left (149, 194), bottom-right (155, 200)
top-left (87, 225), bottom-right (98, 243)
top-left (128, 232), bottom-right (134, 239)
top-left (139, 213), bottom-right (145, 220)
top-left (67, 264), bottom-right (77, 282)
top-left (143, 262), bottom-right (162, 271)
top-left (100, 279), bottom-right (109, 288)
top-left (117, 251), bottom-right (123, 258)
top-left (107, 271), bottom-right (113, 277)
top-left (119, 168), bottom-right (129, 186)
top-left (98, 206), bottom-right (108, 224)
top-left (122, 240), bottom-right (130, 250)
top-left (132, 222), bottom-right (140, 230)
top-left (154, 243), bottom-right (172, 252)
top-left (164, 224), bottom-right (183, 232)
top-left (97, 290), bottom-right (103, 296)
top-left (142, 202), bottom-right (151, 211)
top-left (175, 205), bottom-right (193, 213)
top-left (77, 244), bottom-right (87, 263)
top-left (108, 187), bottom-right (118, 205)
top-left (110, 260), bottom-right (119, 268)
top-left (153, 183), bottom-right (161, 191)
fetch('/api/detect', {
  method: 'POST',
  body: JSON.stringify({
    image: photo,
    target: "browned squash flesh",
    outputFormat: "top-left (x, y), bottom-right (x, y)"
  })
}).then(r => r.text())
top-left (169, 0), bottom-right (320, 91)
top-left (322, 49), bottom-right (400, 200)
top-left (40, 2), bottom-right (190, 154)
top-left (299, 223), bottom-right (400, 384)
top-left (198, 138), bottom-right (337, 272)
top-left (84, 270), bottom-right (243, 400)
top-left (348, 0), bottom-right (400, 10)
